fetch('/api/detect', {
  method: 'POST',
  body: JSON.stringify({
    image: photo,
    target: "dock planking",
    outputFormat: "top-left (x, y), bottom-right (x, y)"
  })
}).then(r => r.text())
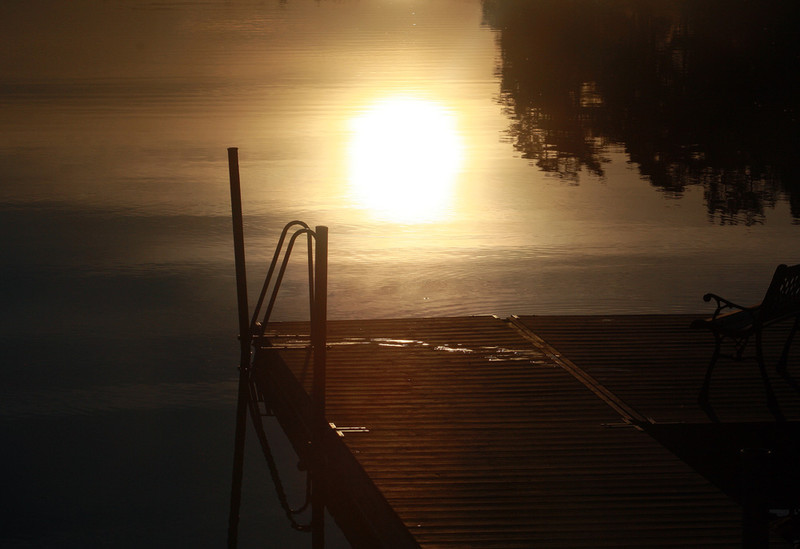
top-left (252, 315), bottom-right (799, 548)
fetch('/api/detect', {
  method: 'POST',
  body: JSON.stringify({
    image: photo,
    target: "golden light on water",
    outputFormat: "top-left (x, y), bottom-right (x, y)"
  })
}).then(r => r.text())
top-left (348, 97), bottom-right (463, 223)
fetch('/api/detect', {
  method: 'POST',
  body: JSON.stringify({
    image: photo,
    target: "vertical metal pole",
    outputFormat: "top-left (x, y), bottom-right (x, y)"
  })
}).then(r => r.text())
top-left (311, 226), bottom-right (328, 549)
top-left (227, 147), bottom-right (251, 548)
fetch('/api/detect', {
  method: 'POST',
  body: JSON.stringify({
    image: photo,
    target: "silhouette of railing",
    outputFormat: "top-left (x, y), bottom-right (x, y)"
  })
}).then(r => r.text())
top-left (250, 220), bottom-right (329, 549)
top-left (250, 220), bottom-right (323, 339)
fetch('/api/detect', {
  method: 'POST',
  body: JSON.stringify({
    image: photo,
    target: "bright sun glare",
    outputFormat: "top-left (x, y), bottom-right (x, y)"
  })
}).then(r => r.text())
top-left (348, 97), bottom-right (463, 223)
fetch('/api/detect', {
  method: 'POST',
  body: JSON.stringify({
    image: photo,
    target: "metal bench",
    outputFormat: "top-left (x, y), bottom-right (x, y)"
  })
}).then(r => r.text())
top-left (690, 263), bottom-right (800, 400)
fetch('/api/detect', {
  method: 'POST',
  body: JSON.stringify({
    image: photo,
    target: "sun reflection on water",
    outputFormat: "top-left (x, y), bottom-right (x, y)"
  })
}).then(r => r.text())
top-left (347, 97), bottom-right (463, 223)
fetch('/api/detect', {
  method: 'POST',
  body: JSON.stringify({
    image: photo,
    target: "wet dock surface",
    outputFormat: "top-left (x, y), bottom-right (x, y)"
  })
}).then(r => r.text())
top-left (253, 315), bottom-right (800, 548)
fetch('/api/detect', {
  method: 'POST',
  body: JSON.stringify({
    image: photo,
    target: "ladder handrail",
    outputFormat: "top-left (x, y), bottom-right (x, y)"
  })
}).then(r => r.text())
top-left (251, 223), bottom-right (317, 339)
top-left (249, 220), bottom-right (309, 333)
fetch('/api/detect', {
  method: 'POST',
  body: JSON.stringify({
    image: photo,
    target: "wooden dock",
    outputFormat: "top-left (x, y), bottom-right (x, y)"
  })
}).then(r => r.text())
top-left (252, 315), bottom-right (800, 548)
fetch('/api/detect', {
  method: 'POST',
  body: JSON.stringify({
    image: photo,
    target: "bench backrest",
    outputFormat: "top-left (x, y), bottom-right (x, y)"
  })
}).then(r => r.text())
top-left (760, 263), bottom-right (800, 321)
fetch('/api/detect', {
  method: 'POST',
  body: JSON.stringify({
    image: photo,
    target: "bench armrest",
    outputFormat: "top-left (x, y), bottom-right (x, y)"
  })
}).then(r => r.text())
top-left (703, 293), bottom-right (753, 320)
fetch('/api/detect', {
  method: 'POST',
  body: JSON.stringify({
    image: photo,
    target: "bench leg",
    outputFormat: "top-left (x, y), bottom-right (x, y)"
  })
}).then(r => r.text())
top-left (699, 336), bottom-right (721, 402)
top-left (777, 316), bottom-right (799, 373)
top-left (756, 331), bottom-right (785, 422)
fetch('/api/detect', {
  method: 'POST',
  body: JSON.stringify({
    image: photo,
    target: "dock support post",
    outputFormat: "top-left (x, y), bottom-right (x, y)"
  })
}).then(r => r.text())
top-left (311, 225), bottom-right (328, 549)
top-left (227, 147), bottom-right (251, 548)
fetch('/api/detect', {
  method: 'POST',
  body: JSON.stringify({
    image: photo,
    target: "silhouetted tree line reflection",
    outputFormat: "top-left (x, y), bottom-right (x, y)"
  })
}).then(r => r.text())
top-left (482, 0), bottom-right (800, 223)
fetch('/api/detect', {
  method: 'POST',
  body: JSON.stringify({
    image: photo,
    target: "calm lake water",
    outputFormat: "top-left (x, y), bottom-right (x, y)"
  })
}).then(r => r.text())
top-left (2, 0), bottom-right (799, 546)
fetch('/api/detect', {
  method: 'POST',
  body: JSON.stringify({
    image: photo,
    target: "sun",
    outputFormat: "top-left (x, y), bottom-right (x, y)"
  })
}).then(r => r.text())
top-left (347, 97), bottom-right (463, 223)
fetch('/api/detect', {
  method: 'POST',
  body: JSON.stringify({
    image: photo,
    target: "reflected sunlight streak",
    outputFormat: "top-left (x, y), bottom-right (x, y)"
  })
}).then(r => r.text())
top-left (348, 97), bottom-right (463, 223)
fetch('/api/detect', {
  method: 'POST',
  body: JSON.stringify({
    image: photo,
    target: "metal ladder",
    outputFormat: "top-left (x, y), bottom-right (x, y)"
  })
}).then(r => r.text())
top-left (226, 147), bottom-right (328, 549)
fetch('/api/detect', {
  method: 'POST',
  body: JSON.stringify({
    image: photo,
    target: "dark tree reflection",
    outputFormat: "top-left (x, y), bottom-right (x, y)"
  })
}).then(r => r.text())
top-left (482, 0), bottom-right (800, 223)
